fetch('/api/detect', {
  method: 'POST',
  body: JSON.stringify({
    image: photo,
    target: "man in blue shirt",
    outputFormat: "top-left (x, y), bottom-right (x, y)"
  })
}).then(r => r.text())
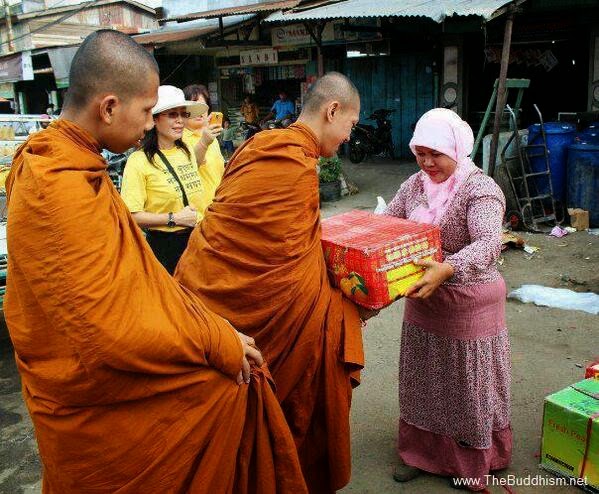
top-left (261, 91), bottom-right (295, 127)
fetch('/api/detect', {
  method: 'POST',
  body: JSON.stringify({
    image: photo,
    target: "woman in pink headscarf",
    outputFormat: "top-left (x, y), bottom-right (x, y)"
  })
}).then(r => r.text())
top-left (385, 109), bottom-right (511, 491)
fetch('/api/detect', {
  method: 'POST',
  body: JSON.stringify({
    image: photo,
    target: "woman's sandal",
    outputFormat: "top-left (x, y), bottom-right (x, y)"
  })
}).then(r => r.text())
top-left (392, 460), bottom-right (421, 482)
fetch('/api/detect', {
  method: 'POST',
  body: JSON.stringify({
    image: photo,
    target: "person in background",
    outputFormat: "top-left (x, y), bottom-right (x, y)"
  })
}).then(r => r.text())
top-left (120, 85), bottom-right (207, 275)
top-left (45, 103), bottom-right (56, 116)
top-left (40, 114), bottom-right (51, 129)
top-left (240, 94), bottom-right (259, 124)
top-left (261, 90), bottom-right (295, 128)
top-left (182, 84), bottom-right (226, 210)
top-left (385, 108), bottom-right (511, 492)
top-left (221, 118), bottom-right (235, 158)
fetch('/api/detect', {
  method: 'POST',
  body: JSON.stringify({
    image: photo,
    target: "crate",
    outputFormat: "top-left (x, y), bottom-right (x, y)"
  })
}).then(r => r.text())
top-left (540, 379), bottom-right (599, 491)
top-left (321, 210), bottom-right (442, 309)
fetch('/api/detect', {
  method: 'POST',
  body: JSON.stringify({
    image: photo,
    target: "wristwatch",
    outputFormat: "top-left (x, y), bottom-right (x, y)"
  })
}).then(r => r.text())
top-left (167, 212), bottom-right (176, 228)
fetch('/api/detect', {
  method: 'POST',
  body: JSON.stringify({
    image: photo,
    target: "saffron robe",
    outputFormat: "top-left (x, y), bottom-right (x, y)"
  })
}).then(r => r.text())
top-left (176, 123), bottom-right (364, 493)
top-left (4, 120), bottom-right (307, 494)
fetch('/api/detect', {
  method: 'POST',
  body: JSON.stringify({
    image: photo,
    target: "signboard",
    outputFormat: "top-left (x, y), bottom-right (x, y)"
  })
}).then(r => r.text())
top-left (322, 19), bottom-right (382, 44)
top-left (0, 51), bottom-right (34, 83)
top-left (240, 48), bottom-right (278, 66)
top-left (271, 24), bottom-right (312, 47)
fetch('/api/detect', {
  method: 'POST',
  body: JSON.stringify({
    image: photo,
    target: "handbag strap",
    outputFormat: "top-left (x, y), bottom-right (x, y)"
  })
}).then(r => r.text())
top-left (156, 149), bottom-right (189, 207)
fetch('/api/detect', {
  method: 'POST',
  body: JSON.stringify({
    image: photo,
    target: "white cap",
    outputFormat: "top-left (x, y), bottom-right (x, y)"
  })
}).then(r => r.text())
top-left (151, 85), bottom-right (208, 119)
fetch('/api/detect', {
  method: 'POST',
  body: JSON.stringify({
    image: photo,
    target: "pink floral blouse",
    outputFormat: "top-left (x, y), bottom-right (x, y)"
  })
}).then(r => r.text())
top-left (385, 170), bottom-right (506, 286)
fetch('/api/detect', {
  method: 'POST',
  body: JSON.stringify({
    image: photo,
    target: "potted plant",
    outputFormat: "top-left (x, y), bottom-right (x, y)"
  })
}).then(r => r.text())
top-left (318, 155), bottom-right (342, 202)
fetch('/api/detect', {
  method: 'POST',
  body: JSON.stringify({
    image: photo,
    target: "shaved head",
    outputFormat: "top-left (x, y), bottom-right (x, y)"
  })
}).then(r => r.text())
top-left (296, 71), bottom-right (360, 157)
top-left (65, 29), bottom-right (159, 110)
top-left (302, 72), bottom-right (359, 114)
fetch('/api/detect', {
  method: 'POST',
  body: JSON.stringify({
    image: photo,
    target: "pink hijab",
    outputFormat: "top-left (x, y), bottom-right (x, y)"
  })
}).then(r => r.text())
top-left (408, 108), bottom-right (479, 225)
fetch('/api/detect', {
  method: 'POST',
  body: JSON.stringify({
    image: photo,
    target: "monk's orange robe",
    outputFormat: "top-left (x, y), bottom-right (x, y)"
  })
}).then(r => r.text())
top-left (175, 123), bottom-right (364, 493)
top-left (4, 120), bottom-right (307, 494)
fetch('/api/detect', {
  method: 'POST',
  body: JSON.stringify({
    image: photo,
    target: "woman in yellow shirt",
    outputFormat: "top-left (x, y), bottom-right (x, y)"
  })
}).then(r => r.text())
top-left (121, 85), bottom-right (211, 274)
top-left (182, 84), bottom-right (226, 202)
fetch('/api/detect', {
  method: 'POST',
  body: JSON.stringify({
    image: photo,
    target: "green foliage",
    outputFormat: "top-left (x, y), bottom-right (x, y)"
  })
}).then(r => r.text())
top-left (318, 155), bottom-right (342, 183)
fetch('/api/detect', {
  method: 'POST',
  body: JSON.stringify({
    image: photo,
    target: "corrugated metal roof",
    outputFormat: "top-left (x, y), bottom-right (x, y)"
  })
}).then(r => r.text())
top-left (133, 15), bottom-right (253, 44)
top-left (133, 22), bottom-right (218, 44)
top-left (265, 0), bottom-right (517, 23)
top-left (166, 0), bottom-right (301, 22)
top-left (17, 0), bottom-right (155, 21)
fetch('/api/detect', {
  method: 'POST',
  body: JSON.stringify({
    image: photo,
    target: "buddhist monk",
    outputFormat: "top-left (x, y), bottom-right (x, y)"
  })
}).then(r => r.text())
top-left (4, 30), bottom-right (307, 494)
top-left (176, 72), bottom-right (371, 493)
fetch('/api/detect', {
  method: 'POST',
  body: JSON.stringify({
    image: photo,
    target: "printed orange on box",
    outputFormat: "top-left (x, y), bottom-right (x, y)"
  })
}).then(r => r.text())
top-left (321, 210), bottom-right (442, 309)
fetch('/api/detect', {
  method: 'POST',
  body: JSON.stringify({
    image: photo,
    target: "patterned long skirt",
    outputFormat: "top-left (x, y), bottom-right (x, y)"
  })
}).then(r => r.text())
top-left (398, 278), bottom-right (512, 492)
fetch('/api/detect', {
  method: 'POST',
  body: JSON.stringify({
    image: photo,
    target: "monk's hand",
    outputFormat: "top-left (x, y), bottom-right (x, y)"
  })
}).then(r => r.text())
top-left (200, 123), bottom-right (222, 147)
top-left (173, 206), bottom-right (197, 228)
top-left (236, 331), bottom-right (263, 385)
top-left (405, 259), bottom-right (454, 299)
top-left (357, 306), bottom-right (380, 323)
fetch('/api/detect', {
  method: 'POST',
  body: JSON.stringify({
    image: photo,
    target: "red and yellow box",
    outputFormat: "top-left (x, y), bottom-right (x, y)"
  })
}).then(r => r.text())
top-left (321, 210), bottom-right (442, 309)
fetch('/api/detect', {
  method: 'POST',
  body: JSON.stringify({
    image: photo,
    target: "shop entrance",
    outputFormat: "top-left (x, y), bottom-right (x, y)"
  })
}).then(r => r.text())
top-left (344, 53), bottom-right (435, 159)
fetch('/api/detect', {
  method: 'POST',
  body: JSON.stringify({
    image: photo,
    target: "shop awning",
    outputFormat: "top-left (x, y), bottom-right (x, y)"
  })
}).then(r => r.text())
top-left (133, 22), bottom-right (220, 44)
top-left (165, 0), bottom-right (302, 23)
top-left (264, 0), bottom-right (520, 23)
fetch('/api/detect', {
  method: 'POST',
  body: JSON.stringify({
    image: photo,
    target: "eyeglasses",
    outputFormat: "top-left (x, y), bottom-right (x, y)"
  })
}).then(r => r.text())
top-left (163, 110), bottom-right (191, 120)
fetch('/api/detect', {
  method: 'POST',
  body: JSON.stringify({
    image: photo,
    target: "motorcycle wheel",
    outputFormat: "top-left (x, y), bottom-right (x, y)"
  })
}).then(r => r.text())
top-left (349, 145), bottom-right (366, 164)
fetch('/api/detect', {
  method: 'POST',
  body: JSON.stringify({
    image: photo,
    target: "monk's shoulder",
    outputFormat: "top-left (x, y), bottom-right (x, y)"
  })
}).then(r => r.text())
top-left (254, 129), bottom-right (317, 160)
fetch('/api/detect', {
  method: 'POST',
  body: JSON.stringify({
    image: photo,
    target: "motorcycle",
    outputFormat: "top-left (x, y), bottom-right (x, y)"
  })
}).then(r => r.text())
top-left (240, 121), bottom-right (262, 140)
top-left (241, 115), bottom-right (296, 141)
top-left (348, 109), bottom-right (396, 163)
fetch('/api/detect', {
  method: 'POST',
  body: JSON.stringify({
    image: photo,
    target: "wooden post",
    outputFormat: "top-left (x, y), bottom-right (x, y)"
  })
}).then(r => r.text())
top-left (2, 0), bottom-right (14, 53)
top-left (317, 46), bottom-right (324, 77)
top-left (304, 21), bottom-right (325, 77)
top-left (218, 16), bottom-right (224, 39)
top-left (488, 10), bottom-right (514, 178)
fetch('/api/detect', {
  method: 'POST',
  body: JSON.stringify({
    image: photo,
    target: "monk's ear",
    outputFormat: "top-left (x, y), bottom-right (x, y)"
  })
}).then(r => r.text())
top-left (99, 95), bottom-right (120, 124)
top-left (326, 101), bottom-right (340, 122)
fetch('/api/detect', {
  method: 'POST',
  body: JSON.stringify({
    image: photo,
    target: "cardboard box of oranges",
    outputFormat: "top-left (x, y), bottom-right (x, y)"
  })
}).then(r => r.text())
top-left (321, 210), bottom-right (442, 309)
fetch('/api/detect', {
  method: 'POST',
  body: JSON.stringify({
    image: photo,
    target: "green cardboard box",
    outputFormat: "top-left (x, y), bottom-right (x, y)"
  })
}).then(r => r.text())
top-left (541, 378), bottom-right (599, 490)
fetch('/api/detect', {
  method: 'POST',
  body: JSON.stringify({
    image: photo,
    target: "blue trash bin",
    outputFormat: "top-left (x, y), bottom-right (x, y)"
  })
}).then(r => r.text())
top-left (567, 142), bottom-right (599, 227)
top-left (527, 122), bottom-right (576, 203)
top-left (575, 129), bottom-right (599, 144)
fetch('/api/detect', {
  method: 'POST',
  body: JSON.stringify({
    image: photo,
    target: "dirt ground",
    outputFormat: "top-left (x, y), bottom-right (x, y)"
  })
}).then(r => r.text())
top-left (1, 157), bottom-right (598, 494)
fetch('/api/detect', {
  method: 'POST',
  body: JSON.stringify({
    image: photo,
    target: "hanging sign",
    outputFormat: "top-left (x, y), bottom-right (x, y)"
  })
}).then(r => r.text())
top-left (240, 48), bottom-right (278, 66)
top-left (0, 51), bottom-right (34, 82)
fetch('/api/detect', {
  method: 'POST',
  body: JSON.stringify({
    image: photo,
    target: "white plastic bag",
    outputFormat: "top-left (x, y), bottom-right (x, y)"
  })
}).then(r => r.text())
top-left (509, 284), bottom-right (599, 315)
top-left (373, 196), bottom-right (387, 215)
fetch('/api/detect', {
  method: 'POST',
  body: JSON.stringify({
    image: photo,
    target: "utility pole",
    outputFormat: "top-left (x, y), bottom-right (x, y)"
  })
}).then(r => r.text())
top-left (2, 0), bottom-right (15, 53)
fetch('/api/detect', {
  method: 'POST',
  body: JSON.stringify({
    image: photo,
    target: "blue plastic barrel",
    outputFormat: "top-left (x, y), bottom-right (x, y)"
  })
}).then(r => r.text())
top-left (567, 142), bottom-right (599, 227)
top-left (527, 122), bottom-right (576, 203)
top-left (575, 129), bottom-right (599, 144)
